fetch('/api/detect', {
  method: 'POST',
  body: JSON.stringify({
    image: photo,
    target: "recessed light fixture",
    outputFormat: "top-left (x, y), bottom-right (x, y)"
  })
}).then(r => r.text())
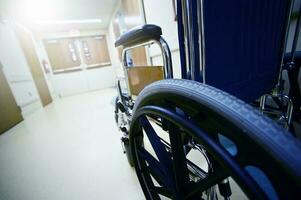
top-left (35, 19), bottom-right (102, 24)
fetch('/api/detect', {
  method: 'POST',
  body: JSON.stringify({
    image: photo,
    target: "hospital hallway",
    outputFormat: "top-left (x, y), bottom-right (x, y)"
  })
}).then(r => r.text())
top-left (0, 0), bottom-right (300, 199)
top-left (0, 88), bottom-right (144, 200)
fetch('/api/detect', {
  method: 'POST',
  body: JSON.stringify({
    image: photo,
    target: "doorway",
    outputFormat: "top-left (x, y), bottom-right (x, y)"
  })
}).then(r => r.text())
top-left (42, 35), bottom-right (114, 97)
top-left (15, 26), bottom-right (53, 107)
top-left (44, 35), bottom-right (111, 74)
top-left (0, 63), bottom-right (23, 134)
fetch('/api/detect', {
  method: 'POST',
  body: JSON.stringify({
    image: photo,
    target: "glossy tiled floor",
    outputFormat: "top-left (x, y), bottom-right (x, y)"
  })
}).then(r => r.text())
top-left (0, 88), bottom-right (144, 200)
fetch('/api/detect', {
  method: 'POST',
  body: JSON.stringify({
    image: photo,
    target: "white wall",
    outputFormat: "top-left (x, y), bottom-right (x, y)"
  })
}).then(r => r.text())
top-left (51, 67), bottom-right (115, 97)
top-left (0, 21), bottom-right (42, 116)
top-left (35, 29), bottom-right (117, 97)
top-left (143, 0), bottom-right (181, 78)
top-left (107, 0), bottom-right (125, 82)
top-left (108, 20), bottom-right (124, 79)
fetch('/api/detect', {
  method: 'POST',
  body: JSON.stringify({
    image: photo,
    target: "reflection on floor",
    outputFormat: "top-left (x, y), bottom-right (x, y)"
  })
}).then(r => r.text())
top-left (0, 88), bottom-right (144, 200)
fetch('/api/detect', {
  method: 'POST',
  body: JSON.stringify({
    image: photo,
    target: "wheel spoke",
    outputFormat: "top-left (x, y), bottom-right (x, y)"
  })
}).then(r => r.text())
top-left (168, 123), bottom-right (191, 196)
top-left (139, 116), bottom-right (173, 173)
top-left (138, 147), bottom-right (174, 191)
top-left (151, 186), bottom-right (174, 199)
top-left (185, 166), bottom-right (229, 199)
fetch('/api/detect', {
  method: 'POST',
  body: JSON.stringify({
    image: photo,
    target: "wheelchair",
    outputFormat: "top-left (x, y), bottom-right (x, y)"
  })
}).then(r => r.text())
top-left (114, 0), bottom-right (301, 199)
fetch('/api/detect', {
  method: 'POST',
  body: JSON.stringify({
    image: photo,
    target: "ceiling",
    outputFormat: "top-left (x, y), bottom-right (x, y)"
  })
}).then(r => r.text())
top-left (1, 0), bottom-right (119, 33)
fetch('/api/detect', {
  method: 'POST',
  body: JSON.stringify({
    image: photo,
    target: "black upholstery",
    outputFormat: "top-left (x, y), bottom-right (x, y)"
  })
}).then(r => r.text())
top-left (115, 24), bottom-right (162, 47)
top-left (202, 0), bottom-right (291, 102)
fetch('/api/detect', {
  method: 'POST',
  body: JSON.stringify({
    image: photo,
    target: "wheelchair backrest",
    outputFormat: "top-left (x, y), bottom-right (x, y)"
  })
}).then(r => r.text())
top-left (127, 66), bottom-right (164, 96)
top-left (177, 0), bottom-right (293, 102)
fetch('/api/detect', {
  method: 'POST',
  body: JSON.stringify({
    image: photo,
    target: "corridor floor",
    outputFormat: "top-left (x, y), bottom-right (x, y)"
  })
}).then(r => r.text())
top-left (0, 88), bottom-right (144, 200)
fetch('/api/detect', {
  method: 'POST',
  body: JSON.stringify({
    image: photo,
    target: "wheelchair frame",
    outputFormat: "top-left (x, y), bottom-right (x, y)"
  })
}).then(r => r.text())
top-left (263, 2), bottom-right (301, 133)
top-left (115, 25), bottom-right (173, 165)
top-left (114, 0), bottom-right (301, 199)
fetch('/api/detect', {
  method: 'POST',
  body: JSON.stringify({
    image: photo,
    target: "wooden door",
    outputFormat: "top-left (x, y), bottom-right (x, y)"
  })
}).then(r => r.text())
top-left (80, 36), bottom-right (111, 66)
top-left (44, 38), bottom-right (81, 72)
top-left (0, 65), bottom-right (23, 134)
top-left (15, 26), bottom-right (52, 107)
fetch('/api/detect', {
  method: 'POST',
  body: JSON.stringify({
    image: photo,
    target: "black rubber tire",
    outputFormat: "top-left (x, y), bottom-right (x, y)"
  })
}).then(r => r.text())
top-left (114, 96), bottom-right (119, 124)
top-left (124, 139), bottom-right (134, 167)
top-left (130, 79), bottom-right (301, 200)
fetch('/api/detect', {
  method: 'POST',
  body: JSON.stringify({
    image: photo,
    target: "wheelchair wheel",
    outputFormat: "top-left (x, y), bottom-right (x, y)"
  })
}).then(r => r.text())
top-left (129, 79), bottom-right (301, 200)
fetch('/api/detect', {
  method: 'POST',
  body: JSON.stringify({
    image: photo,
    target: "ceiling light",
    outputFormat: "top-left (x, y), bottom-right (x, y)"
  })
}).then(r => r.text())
top-left (34, 19), bottom-right (102, 25)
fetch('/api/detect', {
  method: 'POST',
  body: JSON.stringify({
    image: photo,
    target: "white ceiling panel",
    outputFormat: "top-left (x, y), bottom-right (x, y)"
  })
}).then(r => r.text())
top-left (0, 0), bottom-right (119, 32)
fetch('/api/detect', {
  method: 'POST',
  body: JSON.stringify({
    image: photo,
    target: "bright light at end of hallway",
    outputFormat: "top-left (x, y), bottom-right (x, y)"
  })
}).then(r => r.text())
top-left (34, 19), bottom-right (102, 25)
top-left (12, 0), bottom-right (61, 23)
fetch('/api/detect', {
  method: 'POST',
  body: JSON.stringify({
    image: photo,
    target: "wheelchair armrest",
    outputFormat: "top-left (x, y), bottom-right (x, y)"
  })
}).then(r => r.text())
top-left (115, 24), bottom-right (162, 48)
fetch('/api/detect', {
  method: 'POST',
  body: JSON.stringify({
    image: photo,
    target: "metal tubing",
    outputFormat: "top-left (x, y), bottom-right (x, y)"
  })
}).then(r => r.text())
top-left (281, 95), bottom-right (294, 128)
top-left (259, 94), bottom-right (294, 130)
top-left (176, 0), bottom-right (187, 79)
top-left (121, 37), bottom-right (173, 81)
top-left (259, 95), bottom-right (267, 111)
top-left (290, 4), bottom-right (301, 61)
top-left (157, 37), bottom-right (173, 78)
top-left (199, 0), bottom-right (206, 83)
top-left (188, 0), bottom-right (201, 82)
top-left (182, 0), bottom-right (192, 78)
top-left (277, 0), bottom-right (295, 89)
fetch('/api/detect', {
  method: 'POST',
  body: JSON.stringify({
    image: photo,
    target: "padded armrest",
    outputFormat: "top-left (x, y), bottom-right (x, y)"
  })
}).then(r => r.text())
top-left (115, 24), bottom-right (162, 48)
top-left (284, 51), bottom-right (301, 66)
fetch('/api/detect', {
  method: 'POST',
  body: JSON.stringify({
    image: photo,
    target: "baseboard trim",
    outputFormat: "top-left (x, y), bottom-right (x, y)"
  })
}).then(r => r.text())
top-left (21, 99), bottom-right (42, 117)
